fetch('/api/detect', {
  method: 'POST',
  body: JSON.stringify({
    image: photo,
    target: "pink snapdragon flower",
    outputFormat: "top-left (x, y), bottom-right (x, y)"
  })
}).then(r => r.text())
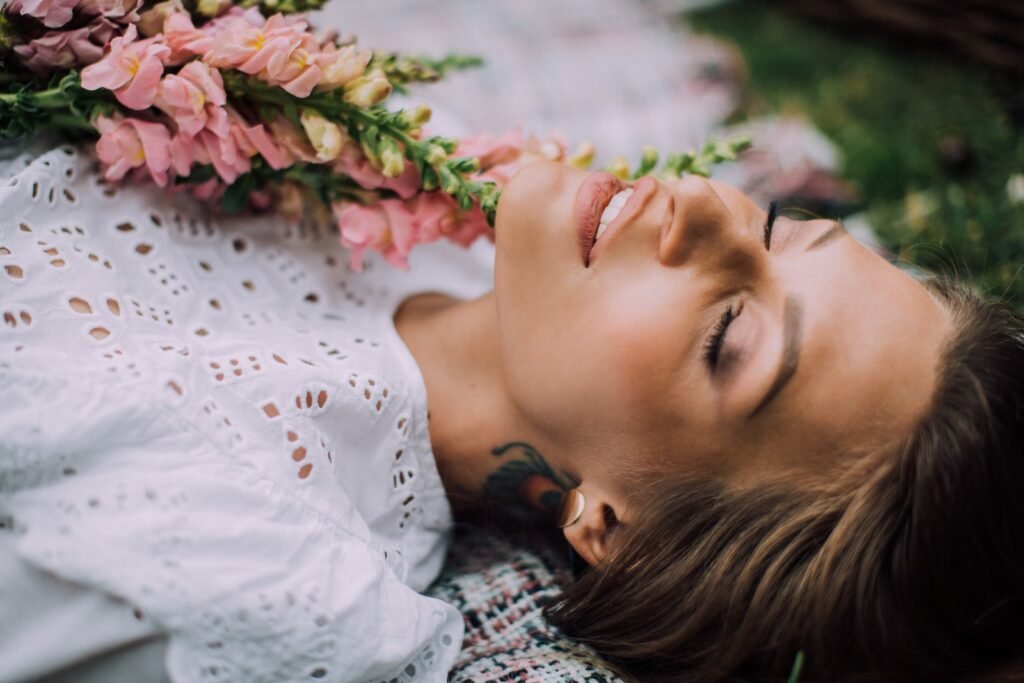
top-left (264, 31), bottom-right (322, 97)
top-left (167, 127), bottom-right (249, 183)
top-left (198, 4), bottom-right (263, 33)
top-left (169, 131), bottom-right (201, 177)
top-left (80, 24), bottom-right (170, 110)
top-left (161, 12), bottom-right (212, 62)
top-left (226, 109), bottom-right (290, 170)
top-left (333, 200), bottom-right (419, 271)
top-left (204, 13), bottom-right (301, 75)
top-left (412, 192), bottom-right (491, 247)
top-left (9, 0), bottom-right (79, 28)
top-left (455, 129), bottom-right (524, 171)
top-left (444, 205), bottom-right (492, 247)
top-left (79, 0), bottom-right (139, 21)
top-left (266, 117), bottom-right (318, 164)
top-left (334, 145), bottom-right (420, 199)
top-left (197, 129), bottom-right (250, 183)
top-left (204, 12), bottom-right (326, 97)
top-left (411, 192), bottom-right (463, 244)
top-left (189, 177), bottom-right (226, 202)
top-left (13, 17), bottom-right (116, 73)
top-left (94, 114), bottom-right (172, 186)
top-left (155, 60), bottom-right (228, 138)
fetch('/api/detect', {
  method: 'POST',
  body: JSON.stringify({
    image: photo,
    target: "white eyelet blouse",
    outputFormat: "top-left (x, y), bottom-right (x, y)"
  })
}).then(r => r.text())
top-left (0, 142), bottom-right (495, 683)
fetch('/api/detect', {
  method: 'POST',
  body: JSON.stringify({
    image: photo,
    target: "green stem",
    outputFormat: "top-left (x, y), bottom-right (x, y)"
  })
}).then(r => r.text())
top-left (227, 73), bottom-right (499, 222)
top-left (341, 104), bottom-right (418, 148)
top-left (0, 85), bottom-right (72, 109)
top-left (50, 112), bottom-right (94, 132)
top-left (230, 77), bottom-right (420, 149)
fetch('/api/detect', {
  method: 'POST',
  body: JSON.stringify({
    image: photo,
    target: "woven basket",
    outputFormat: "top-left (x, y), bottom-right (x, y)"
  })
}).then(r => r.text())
top-left (783, 0), bottom-right (1024, 71)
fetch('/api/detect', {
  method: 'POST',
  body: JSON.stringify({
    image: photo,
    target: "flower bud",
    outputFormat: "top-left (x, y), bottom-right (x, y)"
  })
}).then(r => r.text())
top-left (538, 140), bottom-right (563, 161)
top-left (196, 0), bottom-right (230, 15)
top-left (400, 103), bottom-right (432, 130)
top-left (607, 156), bottom-right (630, 180)
top-left (641, 145), bottom-right (658, 166)
top-left (300, 109), bottom-right (346, 163)
top-left (452, 156), bottom-right (480, 174)
top-left (425, 144), bottom-right (447, 166)
top-left (342, 74), bottom-right (392, 108)
top-left (379, 139), bottom-right (405, 178)
top-left (137, 0), bottom-right (181, 37)
top-left (566, 141), bottom-right (595, 169)
top-left (438, 166), bottom-right (460, 195)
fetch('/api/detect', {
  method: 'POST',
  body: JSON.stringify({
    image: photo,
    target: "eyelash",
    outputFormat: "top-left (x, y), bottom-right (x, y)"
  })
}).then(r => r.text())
top-left (763, 200), bottom-right (779, 250)
top-left (702, 304), bottom-right (736, 371)
top-left (703, 201), bottom-right (779, 372)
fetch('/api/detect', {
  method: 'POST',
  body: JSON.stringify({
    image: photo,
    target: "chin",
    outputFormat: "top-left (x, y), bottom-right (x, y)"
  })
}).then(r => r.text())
top-left (494, 160), bottom-right (583, 293)
top-left (492, 161), bottom-right (586, 407)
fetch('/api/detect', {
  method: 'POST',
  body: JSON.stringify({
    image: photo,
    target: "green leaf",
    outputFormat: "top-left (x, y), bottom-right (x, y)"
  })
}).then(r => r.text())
top-left (176, 164), bottom-right (217, 185)
top-left (220, 173), bottom-right (255, 213)
top-left (787, 651), bottom-right (805, 683)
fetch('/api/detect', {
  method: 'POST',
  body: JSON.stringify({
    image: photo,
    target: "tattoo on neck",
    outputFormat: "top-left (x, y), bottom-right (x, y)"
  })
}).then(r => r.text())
top-left (482, 441), bottom-right (579, 524)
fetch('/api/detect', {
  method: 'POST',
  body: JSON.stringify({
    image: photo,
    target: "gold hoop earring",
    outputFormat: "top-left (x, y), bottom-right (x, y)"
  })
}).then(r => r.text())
top-left (557, 488), bottom-right (586, 528)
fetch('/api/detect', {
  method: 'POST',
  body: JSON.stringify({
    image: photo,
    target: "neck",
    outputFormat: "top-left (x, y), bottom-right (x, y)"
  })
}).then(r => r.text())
top-left (394, 292), bottom-right (574, 524)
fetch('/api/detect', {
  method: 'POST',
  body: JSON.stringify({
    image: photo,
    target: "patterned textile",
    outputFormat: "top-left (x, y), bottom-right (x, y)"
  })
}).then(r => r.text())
top-left (427, 524), bottom-right (623, 683)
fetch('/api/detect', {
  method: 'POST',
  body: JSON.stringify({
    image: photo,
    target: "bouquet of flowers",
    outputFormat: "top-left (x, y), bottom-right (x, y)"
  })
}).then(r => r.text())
top-left (0, 0), bottom-right (749, 269)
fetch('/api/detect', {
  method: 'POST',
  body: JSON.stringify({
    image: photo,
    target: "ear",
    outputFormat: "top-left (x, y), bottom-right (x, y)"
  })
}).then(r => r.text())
top-left (561, 482), bottom-right (623, 568)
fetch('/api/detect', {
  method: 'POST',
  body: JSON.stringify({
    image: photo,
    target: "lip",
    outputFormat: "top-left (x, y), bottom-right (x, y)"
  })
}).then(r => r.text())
top-left (573, 172), bottom-right (628, 267)
top-left (585, 175), bottom-right (659, 267)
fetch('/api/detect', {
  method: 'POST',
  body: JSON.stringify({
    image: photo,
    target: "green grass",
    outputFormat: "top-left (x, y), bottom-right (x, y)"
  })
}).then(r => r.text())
top-left (688, 1), bottom-right (1024, 306)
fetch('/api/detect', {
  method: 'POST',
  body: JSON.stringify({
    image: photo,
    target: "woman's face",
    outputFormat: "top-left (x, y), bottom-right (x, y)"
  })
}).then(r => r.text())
top-left (493, 161), bottom-right (951, 496)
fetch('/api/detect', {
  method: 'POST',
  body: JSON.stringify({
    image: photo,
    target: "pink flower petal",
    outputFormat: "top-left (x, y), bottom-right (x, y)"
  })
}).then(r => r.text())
top-left (114, 52), bottom-right (165, 109)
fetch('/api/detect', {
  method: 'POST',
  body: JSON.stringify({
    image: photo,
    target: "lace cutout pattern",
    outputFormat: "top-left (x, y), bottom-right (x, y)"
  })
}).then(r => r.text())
top-left (0, 144), bottom-right (467, 683)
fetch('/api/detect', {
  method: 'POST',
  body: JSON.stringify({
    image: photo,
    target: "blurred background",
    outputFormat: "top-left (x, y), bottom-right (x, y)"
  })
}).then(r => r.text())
top-left (321, 0), bottom-right (1024, 307)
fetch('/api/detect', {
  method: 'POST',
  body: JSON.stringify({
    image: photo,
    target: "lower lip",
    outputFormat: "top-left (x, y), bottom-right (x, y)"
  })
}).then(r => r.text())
top-left (573, 172), bottom-right (627, 267)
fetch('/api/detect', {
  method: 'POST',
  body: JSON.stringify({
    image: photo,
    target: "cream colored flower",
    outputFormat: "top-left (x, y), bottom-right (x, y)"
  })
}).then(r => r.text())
top-left (379, 140), bottom-right (405, 178)
top-left (315, 44), bottom-right (371, 92)
top-left (300, 110), bottom-right (346, 163)
top-left (607, 156), bottom-right (630, 180)
top-left (137, 0), bottom-right (182, 37)
top-left (342, 73), bottom-right (392, 108)
top-left (196, 0), bottom-right (230, 17)
top-left (566, 141), bottom-right (595, 169)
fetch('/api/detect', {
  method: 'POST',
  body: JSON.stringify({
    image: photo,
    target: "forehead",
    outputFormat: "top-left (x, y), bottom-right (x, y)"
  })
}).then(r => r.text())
top-left (732, 230), bottom-right (953, 485)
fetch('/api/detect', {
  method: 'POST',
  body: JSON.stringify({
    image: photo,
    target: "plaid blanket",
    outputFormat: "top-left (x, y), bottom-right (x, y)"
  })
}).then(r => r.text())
top-left (427, 524), bottom-right (623, 683)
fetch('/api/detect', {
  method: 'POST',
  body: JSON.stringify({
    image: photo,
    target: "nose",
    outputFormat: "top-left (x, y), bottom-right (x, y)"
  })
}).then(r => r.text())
top-left (657, 176), bottom-right (763, 279)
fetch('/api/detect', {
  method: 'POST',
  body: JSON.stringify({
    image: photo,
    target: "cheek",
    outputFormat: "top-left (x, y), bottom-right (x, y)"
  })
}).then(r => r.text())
top-left (502, 268), bottom-right (695, 439)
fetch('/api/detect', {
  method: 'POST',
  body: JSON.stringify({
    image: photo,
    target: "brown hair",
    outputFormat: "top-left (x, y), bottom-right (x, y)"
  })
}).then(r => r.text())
top-left (546, 279), bottom-right (1024, 683)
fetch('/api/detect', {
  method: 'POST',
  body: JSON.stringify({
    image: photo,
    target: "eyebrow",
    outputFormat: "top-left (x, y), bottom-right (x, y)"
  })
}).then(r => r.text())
top-left (750, 296), bottom-right (803, 418)
top-left (805, 220), bottom-right (846, 251)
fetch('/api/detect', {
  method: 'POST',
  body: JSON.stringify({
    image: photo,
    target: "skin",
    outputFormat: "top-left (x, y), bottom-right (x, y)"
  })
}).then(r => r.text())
top-left (395, 160), bottom-right (951, 568)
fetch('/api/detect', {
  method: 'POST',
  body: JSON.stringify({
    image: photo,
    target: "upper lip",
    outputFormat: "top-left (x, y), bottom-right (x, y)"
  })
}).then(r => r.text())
top-left (583, 175), bottom-right (659, 267)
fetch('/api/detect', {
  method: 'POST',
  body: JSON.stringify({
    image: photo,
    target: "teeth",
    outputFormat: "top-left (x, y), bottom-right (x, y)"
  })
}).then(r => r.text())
top-left (595, 188), bottom-right (633, 242)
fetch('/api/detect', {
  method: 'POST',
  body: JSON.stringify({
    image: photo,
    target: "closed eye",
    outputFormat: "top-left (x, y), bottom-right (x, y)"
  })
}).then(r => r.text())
top-left (763, 201), bottom-right (779, 250)
top-left (703, 300), bottom-right (743, 372)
